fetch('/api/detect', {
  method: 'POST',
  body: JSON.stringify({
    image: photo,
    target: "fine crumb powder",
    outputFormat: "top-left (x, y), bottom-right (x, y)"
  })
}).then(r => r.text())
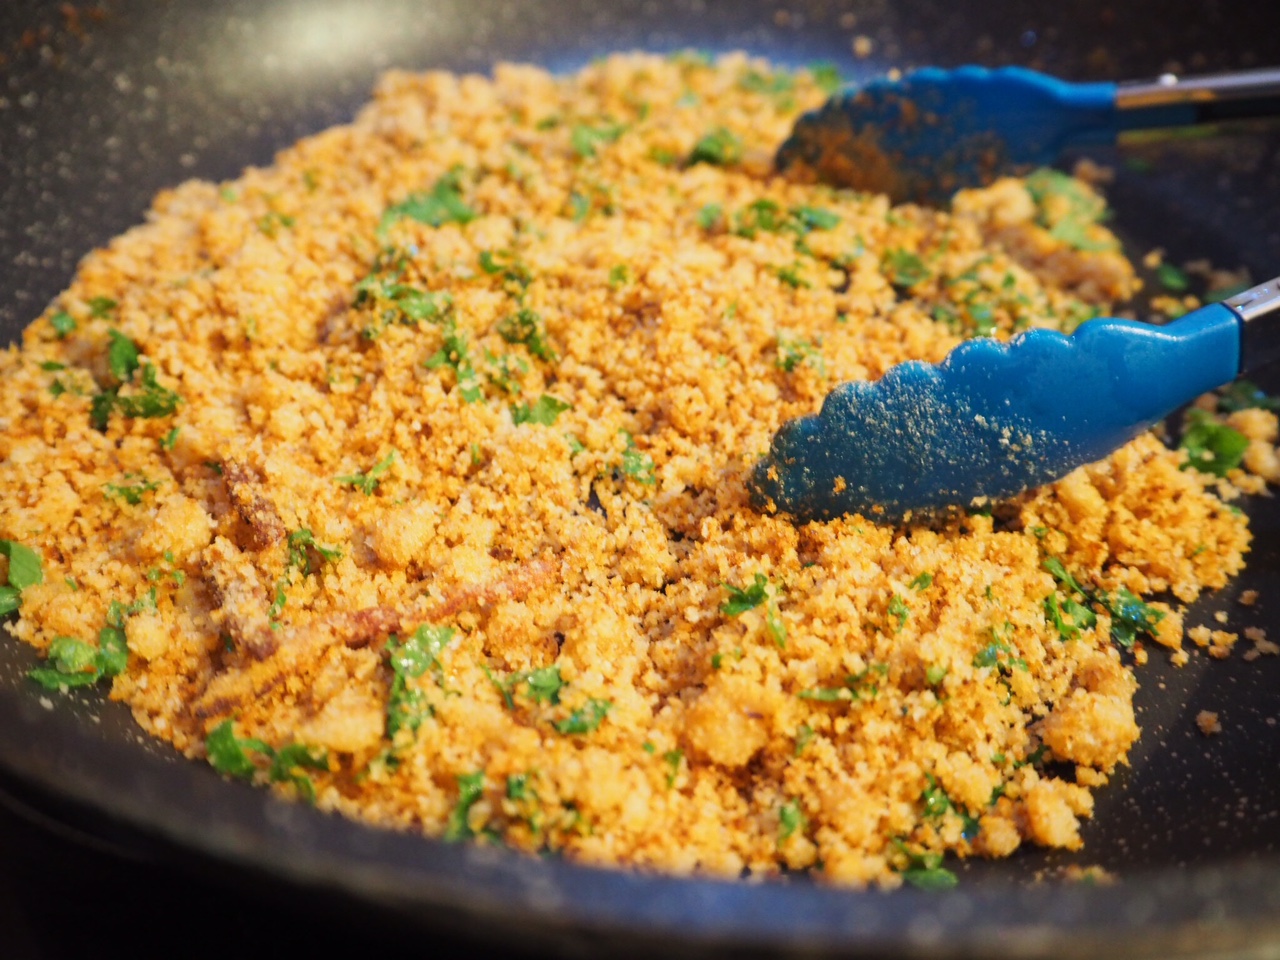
top-left (0, 53), bottom-right (1259, 889)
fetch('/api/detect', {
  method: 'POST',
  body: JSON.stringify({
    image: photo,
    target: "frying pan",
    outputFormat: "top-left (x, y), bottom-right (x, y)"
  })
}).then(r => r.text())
top-left (4, 1), bottom-right (1280, 957)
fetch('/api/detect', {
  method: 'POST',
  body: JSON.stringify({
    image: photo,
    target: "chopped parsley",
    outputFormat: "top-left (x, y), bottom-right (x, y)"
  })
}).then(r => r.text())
top-left (618, 431), bottom-right (657, 485)
top-left (794, 724), bottom-right (815, 756)
top-left (1043, 557), bottom-right (1163, 651)
top-left (29, 595), bottom-right (133, 692)
top-left (909, 572), bottom-right (934, 591)
top-left (1179, 408), bottom-right (1249, 476)
top-left (775, 332), bottom-right (821, 372)
top-left (1217, 379), bottom-right (1280, 413)
top-left (160, 426), bottom-right (180, 451)
top-left (256, 210), bottom-right (295, 238)
top-left (608, 264), bottom-right (630, 288)
top-left (0, 540), bottom-right (43, 616)
top-left (884, 249), bottom-right (930, 289)
top-left (478, 249), bottom-right (533, 292)
top-left (808, 61), bottom-right (843, 94)
top-left (1155, 262), bottom-right (1189, 292)
top-left (336, 450), bottom-right (397, 496)
top-left (925, 664), bottom-right (948, 686)
top-left (103, 474), bottom-right (161, 505)
top-left (424, 321), bottom-right (484, 403)
top-left (270, 529), bottom-right (343, 621)
top-left (920, 774), bottom-right (952, 818)
top-left (91, 332), bottom-right (182, 430)
top-left (487, 664), bottom-right (565, 710)
top-left (1025, 168), bottom-right (1115, 252)
top-left (385, 624), bottom-right (455, 741)
top-left (892, 840), bottom-right (958, 890)
top-left (355, 260), bottom-right (451, 339)
top-left (497, 308), bottom-right (555, 362)
top-left (571, 120), bottom-right (626, 158)
top-left (720, 574), bottom-right (786, 647)
top-left (888, 593), bottom-right (910, 631)
top-left (205, 719), bottom-right (328, 803)
top-left (553, 697), bottom-right (613, 735)
top-left (511, 394), bottom-right (572, 427)
top-left (688, 127), bottom-right (743, 166)
top-left (107, 329), bottom-right (139, 381)
top-left (663, 749), bottom-right (683, 788)
top-left (778, 798), bottom-right (806, 840)
top-left (49, 310), bottom-right (77, 338)
top-left (28, 635), bottom-right (120, 690)
top-left (720, 573), bottom-right (769, 615)
top-left (798, 664), bottom-right (886, 703)
top-left (87, 296), bottom-right (117, 319)
top-left (445, 771), bottom-right (486, 841)
top-left (1044, 593), bottom-right (1096, 642)
top-left (378, 169), bottom-right (476, 238)
top-left (696, 203), bottom-right (723, 231)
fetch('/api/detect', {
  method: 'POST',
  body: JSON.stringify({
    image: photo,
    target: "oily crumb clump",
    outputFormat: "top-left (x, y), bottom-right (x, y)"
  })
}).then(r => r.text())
top-left (0, 53), bottom-right (1254, 888)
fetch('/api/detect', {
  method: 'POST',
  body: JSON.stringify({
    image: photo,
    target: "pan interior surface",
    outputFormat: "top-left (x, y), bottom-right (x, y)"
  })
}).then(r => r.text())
top-left (2, 1), bottom-right (1280, 956)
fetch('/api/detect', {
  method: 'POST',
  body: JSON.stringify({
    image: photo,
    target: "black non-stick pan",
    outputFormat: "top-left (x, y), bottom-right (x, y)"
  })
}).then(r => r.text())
top-left (4, 1), bottom-right (1280, 957)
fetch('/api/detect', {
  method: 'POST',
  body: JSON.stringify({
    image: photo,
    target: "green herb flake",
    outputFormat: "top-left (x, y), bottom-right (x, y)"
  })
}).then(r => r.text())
top-left (798, 664), bottom-right (885, 703)
top-left (1179, 408), bottom-right (1248, 477)
top-left (808, 61), bottom-right (843, 94)
top-left (107, 329), bottom-right (140, 383)
top-left (778, 798), bottom-right (806, 841)
top-left (910, 572), bottom-right (934, 591)
top-left (0, 540), bottom-right (44, 593)
top-left (1217, 379), bottom-right (1280, 413)
top-left (378, 169), bottom-right (476, 238)
top-left (608, 264), bottom-right (630, 288)
top-left (618, 431), bottom-right (657, 485)
top-left (553, 697), bottom-right (613, 735)
top-left (424, 321), bottom-right (484, 403)
top-left (103, 474), bottom-right (160, 505)
top-left (257, 210), bottom-right (296, 238)
top-left (888, 593), bottom-right (909, 631)
top-left (204, 720), bottom-right (327, 803)
top-left (925, 664), bottom-right (948, 686)
top-left (497, 308), bottom-right (555, 362)
top-left (571, 121), bottom-right (626, 159)
top-left (1044, 593), bottom-right (1096, 642)
top-left (884, 250), bottom-right (930, 289)
top-left (29, 619), bottom-right (129, 692)
top-left (87, 297), bottom-right (118, 319)
top-left (1155, 262), bottom-right (1189, 292)
top-left (663, 749), bottom-right (683, 788)
top-left (892, 840), bottom-right (959, 890)
top-left (336, 450), bottom-right (398, 496)
top-left (920, 774), bottom-right (952, 818)
top-left (385, 624), bottom-right (455, 740)
top-left (696, 203), bottom-right (723, 231)
top-left (512, 394), bottom-right (572, 427)
top-left (49, 311), bottom-right (77, 338)
top-left (1106, 587), bottom-right (1164, 651)
top-left (688, 127), bottom-right (744, 166)
top-left (790, 206), bottom-right (841, 232)
top-left (795, 724), bottom-right (815, 756)
top-left (445, 771), bottom-right (486, 841)
top-left (721, 573), bottom-right (769, 616)
top-left (160, 426), bottom-right (180, 451)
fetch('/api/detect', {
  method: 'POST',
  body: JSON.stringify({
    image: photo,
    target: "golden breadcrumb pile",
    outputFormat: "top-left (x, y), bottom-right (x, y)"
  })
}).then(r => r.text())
top-left (0, 53), bottom-right (1254, 887)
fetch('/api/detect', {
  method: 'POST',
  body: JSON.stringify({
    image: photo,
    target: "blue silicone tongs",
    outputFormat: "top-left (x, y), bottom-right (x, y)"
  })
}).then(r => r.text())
top-left (750, 279), bottom-right (1280, 522)
top-left (777, 65), bottom-right (1280, 204)
top-left (752, 65), bottom-right (1280, 522)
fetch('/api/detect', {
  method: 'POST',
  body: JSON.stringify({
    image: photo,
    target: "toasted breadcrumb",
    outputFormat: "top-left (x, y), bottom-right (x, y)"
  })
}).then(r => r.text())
top-left (0, 53), bottom-right (1257, 888)
top-left (1196, 711), bottom-right (1222, 736)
